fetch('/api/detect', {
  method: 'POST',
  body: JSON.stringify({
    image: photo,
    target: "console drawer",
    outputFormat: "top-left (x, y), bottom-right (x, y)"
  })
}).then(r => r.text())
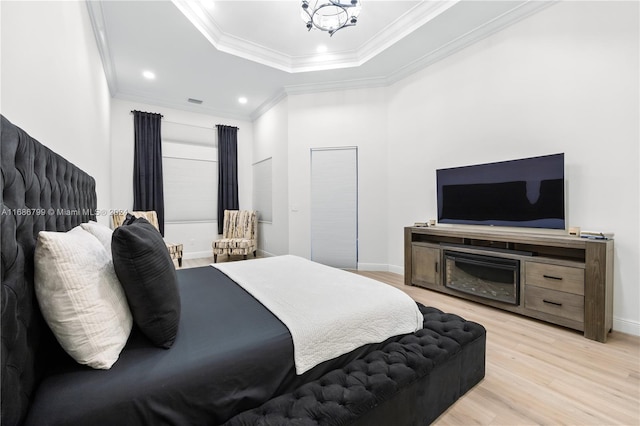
top-left (525, 262), bottom-right (584, 295)
top-left (525, 285), bottom-right (584, 323)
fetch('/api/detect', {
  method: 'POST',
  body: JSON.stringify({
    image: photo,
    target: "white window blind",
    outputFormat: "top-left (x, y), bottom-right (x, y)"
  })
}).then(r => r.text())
top-left (161, 122), bottom-right (217, 223)
top-left (253, 157), bottom-right (273, 223)
top-left (162, 157), bottom-right (217, 222)
top-left (310, 147), bottom-right (358, 269)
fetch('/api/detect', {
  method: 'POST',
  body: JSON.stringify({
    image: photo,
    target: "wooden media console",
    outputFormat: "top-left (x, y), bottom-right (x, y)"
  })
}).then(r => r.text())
top-left (404, 226), bottom-right (614, 342)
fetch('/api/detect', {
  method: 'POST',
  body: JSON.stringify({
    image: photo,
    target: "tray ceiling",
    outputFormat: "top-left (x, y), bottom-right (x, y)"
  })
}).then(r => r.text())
top-left (87, 0), bottom-right (554, 120)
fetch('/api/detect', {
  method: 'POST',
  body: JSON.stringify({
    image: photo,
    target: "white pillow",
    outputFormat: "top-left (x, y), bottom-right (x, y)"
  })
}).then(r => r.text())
top-left (80, 220), bottom-right (113, 255)
top-left (34, 226), bottom-right (132, 369)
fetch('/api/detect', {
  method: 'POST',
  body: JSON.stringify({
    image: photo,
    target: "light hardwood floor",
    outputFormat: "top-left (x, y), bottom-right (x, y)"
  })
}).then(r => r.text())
top-left (181, 257), bottom-right (640, 425)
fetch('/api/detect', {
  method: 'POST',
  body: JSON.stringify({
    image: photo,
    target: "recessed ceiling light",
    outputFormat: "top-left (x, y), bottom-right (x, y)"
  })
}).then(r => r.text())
top-left (238, 97), bottom-right (248, 104)
top-left (142, 70), bottom-right (155, 80)
top-left (316, 45), bottom-right (328, 53)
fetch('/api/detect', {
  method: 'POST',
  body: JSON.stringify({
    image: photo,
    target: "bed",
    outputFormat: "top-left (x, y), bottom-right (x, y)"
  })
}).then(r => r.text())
top-left (1, 114), bottom-right (486, 426)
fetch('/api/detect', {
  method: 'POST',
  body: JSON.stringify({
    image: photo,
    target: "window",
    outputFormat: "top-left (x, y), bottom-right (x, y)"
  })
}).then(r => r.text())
top-left (163, 155), bottom-right (216, 222)
top-left (162, 122), bottom-right (217, 223)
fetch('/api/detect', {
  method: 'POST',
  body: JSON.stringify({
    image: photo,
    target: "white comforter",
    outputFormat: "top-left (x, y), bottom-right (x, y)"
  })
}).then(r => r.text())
top-left (211, 255), bottom-right (423, 374)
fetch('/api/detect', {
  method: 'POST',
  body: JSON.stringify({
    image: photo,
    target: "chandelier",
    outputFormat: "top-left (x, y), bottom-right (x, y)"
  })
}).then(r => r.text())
top-left (301, 0), bottom-right (362, 36)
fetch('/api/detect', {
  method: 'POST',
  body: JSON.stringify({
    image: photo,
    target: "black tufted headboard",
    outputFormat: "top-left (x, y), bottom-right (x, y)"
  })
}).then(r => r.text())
top-left (1, 115), bottom-right (97, 426)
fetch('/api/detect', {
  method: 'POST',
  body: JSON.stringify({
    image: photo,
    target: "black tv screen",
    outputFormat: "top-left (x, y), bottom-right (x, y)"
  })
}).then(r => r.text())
top-left (436, 153), bottom-right (565, 230)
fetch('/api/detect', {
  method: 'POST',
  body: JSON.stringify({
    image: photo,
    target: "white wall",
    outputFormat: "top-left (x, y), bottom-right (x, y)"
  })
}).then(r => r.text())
top-left (252, 97), bottom-right (289, 257)
top-left (287, 88), bottom-right (389, 270)
top-left (386, 1), bottom-right (639, 334)
top-left (110, 98), bottom-right (253, 258)
top-left (0, 1), bottom-right (112, 224)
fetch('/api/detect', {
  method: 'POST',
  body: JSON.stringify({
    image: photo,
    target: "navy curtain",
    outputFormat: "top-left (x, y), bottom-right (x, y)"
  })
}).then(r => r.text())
top-left (217, 125), bottom-right (239, 234)
top-left (133, 110), bottom-right (165, 235)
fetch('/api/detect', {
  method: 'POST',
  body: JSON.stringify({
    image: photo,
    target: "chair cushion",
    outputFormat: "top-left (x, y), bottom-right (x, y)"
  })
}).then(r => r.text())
top-left (111, 217), bottom-right (181, 349)
top-left (165, 242), bottom-right (183, 255)
top-left (213, 238), bottom-right (234, 249)
top-left (231, 238), bottom-right (254, 249)
top-left (34, 226), bottom-right (132, 369)
top-left (213, 238), bottom-right (254, 250)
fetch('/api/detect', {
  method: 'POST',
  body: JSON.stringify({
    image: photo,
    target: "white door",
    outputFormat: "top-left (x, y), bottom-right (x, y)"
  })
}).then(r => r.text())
top-left (310, 147), bottom-right (358, 269)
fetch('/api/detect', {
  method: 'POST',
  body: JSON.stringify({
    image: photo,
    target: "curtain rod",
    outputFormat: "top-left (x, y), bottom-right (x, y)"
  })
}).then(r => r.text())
top-left (215, 124), bottom-right (239, 131)
top-left (130, 110), bottom-right (164, 118)
top-left (128, 112), bottom-right (238, 131)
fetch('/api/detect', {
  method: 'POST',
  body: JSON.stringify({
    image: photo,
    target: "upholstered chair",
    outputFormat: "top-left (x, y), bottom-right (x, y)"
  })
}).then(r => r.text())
top-left (112, 211), bottom-right (183, 267)
top-left (212, 210), bottom-right (258, 263)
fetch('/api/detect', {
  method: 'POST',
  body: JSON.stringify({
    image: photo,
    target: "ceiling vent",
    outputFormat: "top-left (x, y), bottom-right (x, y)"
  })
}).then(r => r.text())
top-left (188, 98), bottom-right (203, 104)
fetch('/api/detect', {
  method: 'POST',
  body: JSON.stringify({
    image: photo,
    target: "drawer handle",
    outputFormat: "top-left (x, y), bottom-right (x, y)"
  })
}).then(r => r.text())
top-left (435, 262), bottom-right (438, 273)
top-left (543, 299), bottom-right (563, 307)
top-left (543, 274), bottom-right (563, 281)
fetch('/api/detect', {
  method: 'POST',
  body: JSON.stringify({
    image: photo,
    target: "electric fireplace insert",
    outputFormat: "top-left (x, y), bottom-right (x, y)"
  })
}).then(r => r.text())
top-left (444, 250), bottom-right (520, 305)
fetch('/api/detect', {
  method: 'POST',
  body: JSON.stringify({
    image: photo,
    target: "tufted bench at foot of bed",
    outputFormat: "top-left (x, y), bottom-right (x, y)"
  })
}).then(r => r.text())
top-left (225, 305), bottom-right (486, 426)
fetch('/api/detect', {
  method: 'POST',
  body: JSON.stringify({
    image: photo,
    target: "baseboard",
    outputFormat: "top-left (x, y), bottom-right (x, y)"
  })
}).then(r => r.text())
top-left (613, 317), bottom-right (640, 336)
top-left (257, 249), bottom-right (276, 258)
top-left (183, 250), bottom-right (212, 260)
top-left (388, 264), bottom-right (404, 275)
top-left (357, 263), bottom-right (389, 272)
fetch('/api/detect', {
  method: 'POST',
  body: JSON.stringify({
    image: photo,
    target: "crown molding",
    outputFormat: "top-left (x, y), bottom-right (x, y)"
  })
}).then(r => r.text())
top-left (356, 0), bottom-right (458, 66)
top-left (171, 0), bottom-right (459, 74)
top-left (284, 76), bottom-right (388, 96)
top-left (170, 0), bottom-right (551, 78)
top-left (248, 0), bottom-right (557, 122)
top-left (250, 89), bottom-right (288, 122)
top-left (386, 0), bottom-right (557, 85)
top-left (171, 0), bottom-right (294, 73)
top-left (90, 0), bottom-right (557, 123)
top-left (86, 0), bottom-right (118, 96)
top-left (249, 76), bottom-right (387, 121)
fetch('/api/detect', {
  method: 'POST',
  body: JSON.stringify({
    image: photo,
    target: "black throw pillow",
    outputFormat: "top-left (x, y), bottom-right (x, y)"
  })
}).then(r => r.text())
top-left (111, 217), bottom-right (180, 348)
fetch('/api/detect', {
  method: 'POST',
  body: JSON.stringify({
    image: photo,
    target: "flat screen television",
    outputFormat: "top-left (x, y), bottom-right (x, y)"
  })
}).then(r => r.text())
top-left (436, 153), bottom-right (565, 230)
